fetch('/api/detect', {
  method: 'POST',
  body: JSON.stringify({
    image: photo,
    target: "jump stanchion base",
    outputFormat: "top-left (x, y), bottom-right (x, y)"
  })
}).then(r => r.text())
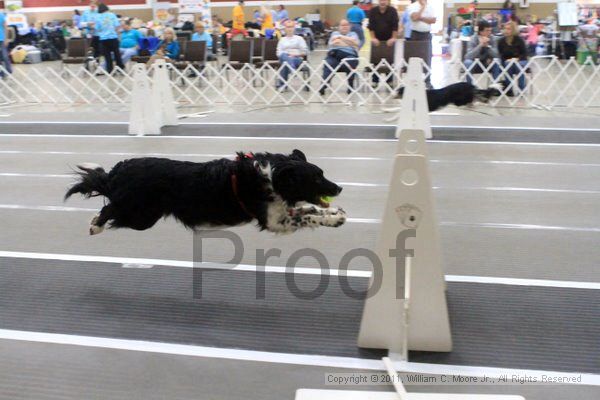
top-left (357, 153), bottom-right (451, 352)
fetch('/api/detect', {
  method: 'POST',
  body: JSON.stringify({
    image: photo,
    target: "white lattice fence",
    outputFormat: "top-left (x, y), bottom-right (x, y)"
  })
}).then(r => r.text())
top-left (1, 57), bottom-right (598, 108)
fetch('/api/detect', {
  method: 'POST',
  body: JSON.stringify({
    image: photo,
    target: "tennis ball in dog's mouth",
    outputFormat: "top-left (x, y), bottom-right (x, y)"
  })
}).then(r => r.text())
top-left (320, 196), bottom-right (334, 207)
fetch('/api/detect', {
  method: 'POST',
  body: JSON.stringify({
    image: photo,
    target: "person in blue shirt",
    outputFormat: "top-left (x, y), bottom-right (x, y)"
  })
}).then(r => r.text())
top-left (400, 0), bottom-right (415, 40)
top-left (0, 9), bottom-right (13, 77)
top-left (276, 5), bottom-right (289, 22)
top-left (96, 3), bottom-right (124, 73)
top-left (191, 22), bottom-right (217, 61)
top-left (81, 0), bottom-right (100, 58)
top-left (119, 20), bottom-right (142, 65)
top-left (157, 27), bottom-right (180, 60)
top-left (346, 0), bottom-right (366, 48)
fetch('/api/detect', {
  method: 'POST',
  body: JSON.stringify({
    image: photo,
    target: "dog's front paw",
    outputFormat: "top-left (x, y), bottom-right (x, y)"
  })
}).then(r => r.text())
top-left (319, 209), bottom-right (347, 228)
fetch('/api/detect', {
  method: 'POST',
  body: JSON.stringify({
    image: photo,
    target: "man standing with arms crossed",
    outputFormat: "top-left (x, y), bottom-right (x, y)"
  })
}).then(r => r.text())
top-left (407, 0), bottom-right (436, 88)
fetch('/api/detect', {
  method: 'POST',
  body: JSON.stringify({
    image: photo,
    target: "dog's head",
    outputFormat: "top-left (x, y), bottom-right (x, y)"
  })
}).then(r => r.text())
top-left (256, 149), bottom-right (342, 207)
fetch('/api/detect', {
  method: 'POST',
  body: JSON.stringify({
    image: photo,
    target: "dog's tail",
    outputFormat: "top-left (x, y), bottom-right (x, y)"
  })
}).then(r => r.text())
top-left (64, 163), bottom-right (110, 201)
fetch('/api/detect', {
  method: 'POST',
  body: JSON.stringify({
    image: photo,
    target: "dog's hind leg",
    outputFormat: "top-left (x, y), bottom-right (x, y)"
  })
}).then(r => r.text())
top-left (89, 204), bottom-right (114, 235)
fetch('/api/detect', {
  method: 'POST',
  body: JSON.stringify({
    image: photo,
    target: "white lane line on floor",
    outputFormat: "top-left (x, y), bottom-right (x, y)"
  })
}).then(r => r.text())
top-left (1, 251), bottom-right (599, 290)
top-left (0, 133), bottom-right (396, 142)
top-left (429, 140), bottom-right (600, 147)
top-left (0, 250), bottom-right (371, 278)
top-left (2, 204), bottom-right (600, 233)
top-left (0, 329), bottom-right (598, 385)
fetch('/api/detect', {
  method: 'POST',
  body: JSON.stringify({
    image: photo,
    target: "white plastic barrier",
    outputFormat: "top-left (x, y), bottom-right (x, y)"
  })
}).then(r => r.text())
top-left (128, 60), bottom-right (178, 136)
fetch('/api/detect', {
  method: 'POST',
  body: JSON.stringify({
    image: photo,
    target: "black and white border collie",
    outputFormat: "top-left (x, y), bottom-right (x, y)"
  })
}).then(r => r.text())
top-left (64, 150), bottom-right (346, 235)
top-left (397, 82), bottom-right (502, 111)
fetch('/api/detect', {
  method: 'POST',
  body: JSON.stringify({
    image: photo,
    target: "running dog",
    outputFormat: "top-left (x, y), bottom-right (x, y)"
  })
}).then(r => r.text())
top-left (64, 150), bottom-right (346, 235)
top-left (396, 82), bottom-right (502, 111)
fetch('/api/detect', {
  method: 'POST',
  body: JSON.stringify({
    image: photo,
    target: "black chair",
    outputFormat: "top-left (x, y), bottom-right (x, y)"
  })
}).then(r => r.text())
top-left (175, 40), bottom-right (207, 69)
top-left (222, 39), bottom-right (254, 82)
top-left (365, 44), bottom-right (395, 87)
top-left (250, 37), bottom-right (264, 64)
top-left (62, 38), bottom-right (87, 66)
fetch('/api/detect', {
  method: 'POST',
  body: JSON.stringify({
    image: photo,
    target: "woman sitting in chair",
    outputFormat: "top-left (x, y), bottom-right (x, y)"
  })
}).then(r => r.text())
top-left (319, 19), bottom-right (360, 96)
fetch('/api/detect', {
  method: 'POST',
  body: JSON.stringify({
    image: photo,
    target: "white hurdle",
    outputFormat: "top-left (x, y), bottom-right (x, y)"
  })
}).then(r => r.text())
top-left (128, 59), bottom-right (178, 136)
top-left (295, 59), bottom-right (526, 400)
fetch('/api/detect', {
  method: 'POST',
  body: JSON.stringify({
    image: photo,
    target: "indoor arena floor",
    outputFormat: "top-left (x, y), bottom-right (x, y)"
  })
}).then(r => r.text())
top-left (0, 121), bottom-right (599, 400)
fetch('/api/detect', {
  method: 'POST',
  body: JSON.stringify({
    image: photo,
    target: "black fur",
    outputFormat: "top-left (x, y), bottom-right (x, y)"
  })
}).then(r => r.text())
top-left (64, 150), bottom-right (343, 233)
top-left (396, 82), bottom-right (501, 111)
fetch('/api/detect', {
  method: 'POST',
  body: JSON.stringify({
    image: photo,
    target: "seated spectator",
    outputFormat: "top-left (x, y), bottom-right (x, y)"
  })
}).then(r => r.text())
top-left (191, 22), bottom-right (217, 61)
top-left (463, 20), bottom-right (500, 83)
top-left (498, 21), bottom-right (528, 94)
top-left (319, 19), bottom-right (359, 95)
top-left (147, 27), bottom-right (180, 65)
top-left (157, 27), bottom-right (180, 60)
top-left (276, 19), bottom-right (308, 90)
top-left (119, 20), bottom-right (142, 65)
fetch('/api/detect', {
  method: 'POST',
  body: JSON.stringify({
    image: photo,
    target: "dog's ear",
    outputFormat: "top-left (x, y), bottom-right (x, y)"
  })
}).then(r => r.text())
top-left (290, 149), bottom-right (307, 162)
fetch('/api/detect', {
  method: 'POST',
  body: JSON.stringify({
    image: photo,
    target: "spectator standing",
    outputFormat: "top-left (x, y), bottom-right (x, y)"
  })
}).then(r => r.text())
top-left (463, 20), bottom-right (500, 83)
top-left (96, 3), bottom-right (124, 73)
top-left (319, 19), bottom-right (360, 95)
top-left (276, 5), bottom-right (289, 22)
top-left (347, 0), bottom-right (366, 48)
top-left (81, 0), bottom-right (101, 58)
top-left (497, 21), bottom-right (528, 94)
top-left (73, 10), bottom-right (82, 29)
top-left (368, 0), bottom-right (399, 48)
top-left (399, 0), bottom-right (416, 40)
top-left (119, 20), bottom-right (142, 65)
top-left (276, 19), bottom-right (308, 90)
top-left (0, 7), bottom-right (12, 77)
top-left (232, 0), bottom-right (246, 35)
top-left (407, 0), bottom-right (436, 87)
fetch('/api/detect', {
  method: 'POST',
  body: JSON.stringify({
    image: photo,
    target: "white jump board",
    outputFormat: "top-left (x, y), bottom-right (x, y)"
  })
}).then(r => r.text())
top-left (296, 389), bottom-right (525, 400)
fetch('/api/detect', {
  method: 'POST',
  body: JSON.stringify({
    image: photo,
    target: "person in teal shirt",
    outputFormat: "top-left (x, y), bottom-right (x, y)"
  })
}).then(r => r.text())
top-left (119, 20), bottom-right (142, 65)
top-left (96, 3), bottom-right (124, 73)
top-left (346, 0), bottom-right (366, 48)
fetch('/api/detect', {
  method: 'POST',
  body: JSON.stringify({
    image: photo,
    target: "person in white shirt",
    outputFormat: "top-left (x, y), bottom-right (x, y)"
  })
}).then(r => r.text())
top-left (407, 0), bottom-right (436, 38)
top-left (407, 0), bottom-right (436, 87)
top-left (276, 19), bottom-right (308, 90)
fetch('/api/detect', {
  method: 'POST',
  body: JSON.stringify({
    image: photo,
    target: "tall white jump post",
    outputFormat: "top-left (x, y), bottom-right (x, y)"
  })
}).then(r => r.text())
top-left (295, 59), bottom-right (526, 400)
